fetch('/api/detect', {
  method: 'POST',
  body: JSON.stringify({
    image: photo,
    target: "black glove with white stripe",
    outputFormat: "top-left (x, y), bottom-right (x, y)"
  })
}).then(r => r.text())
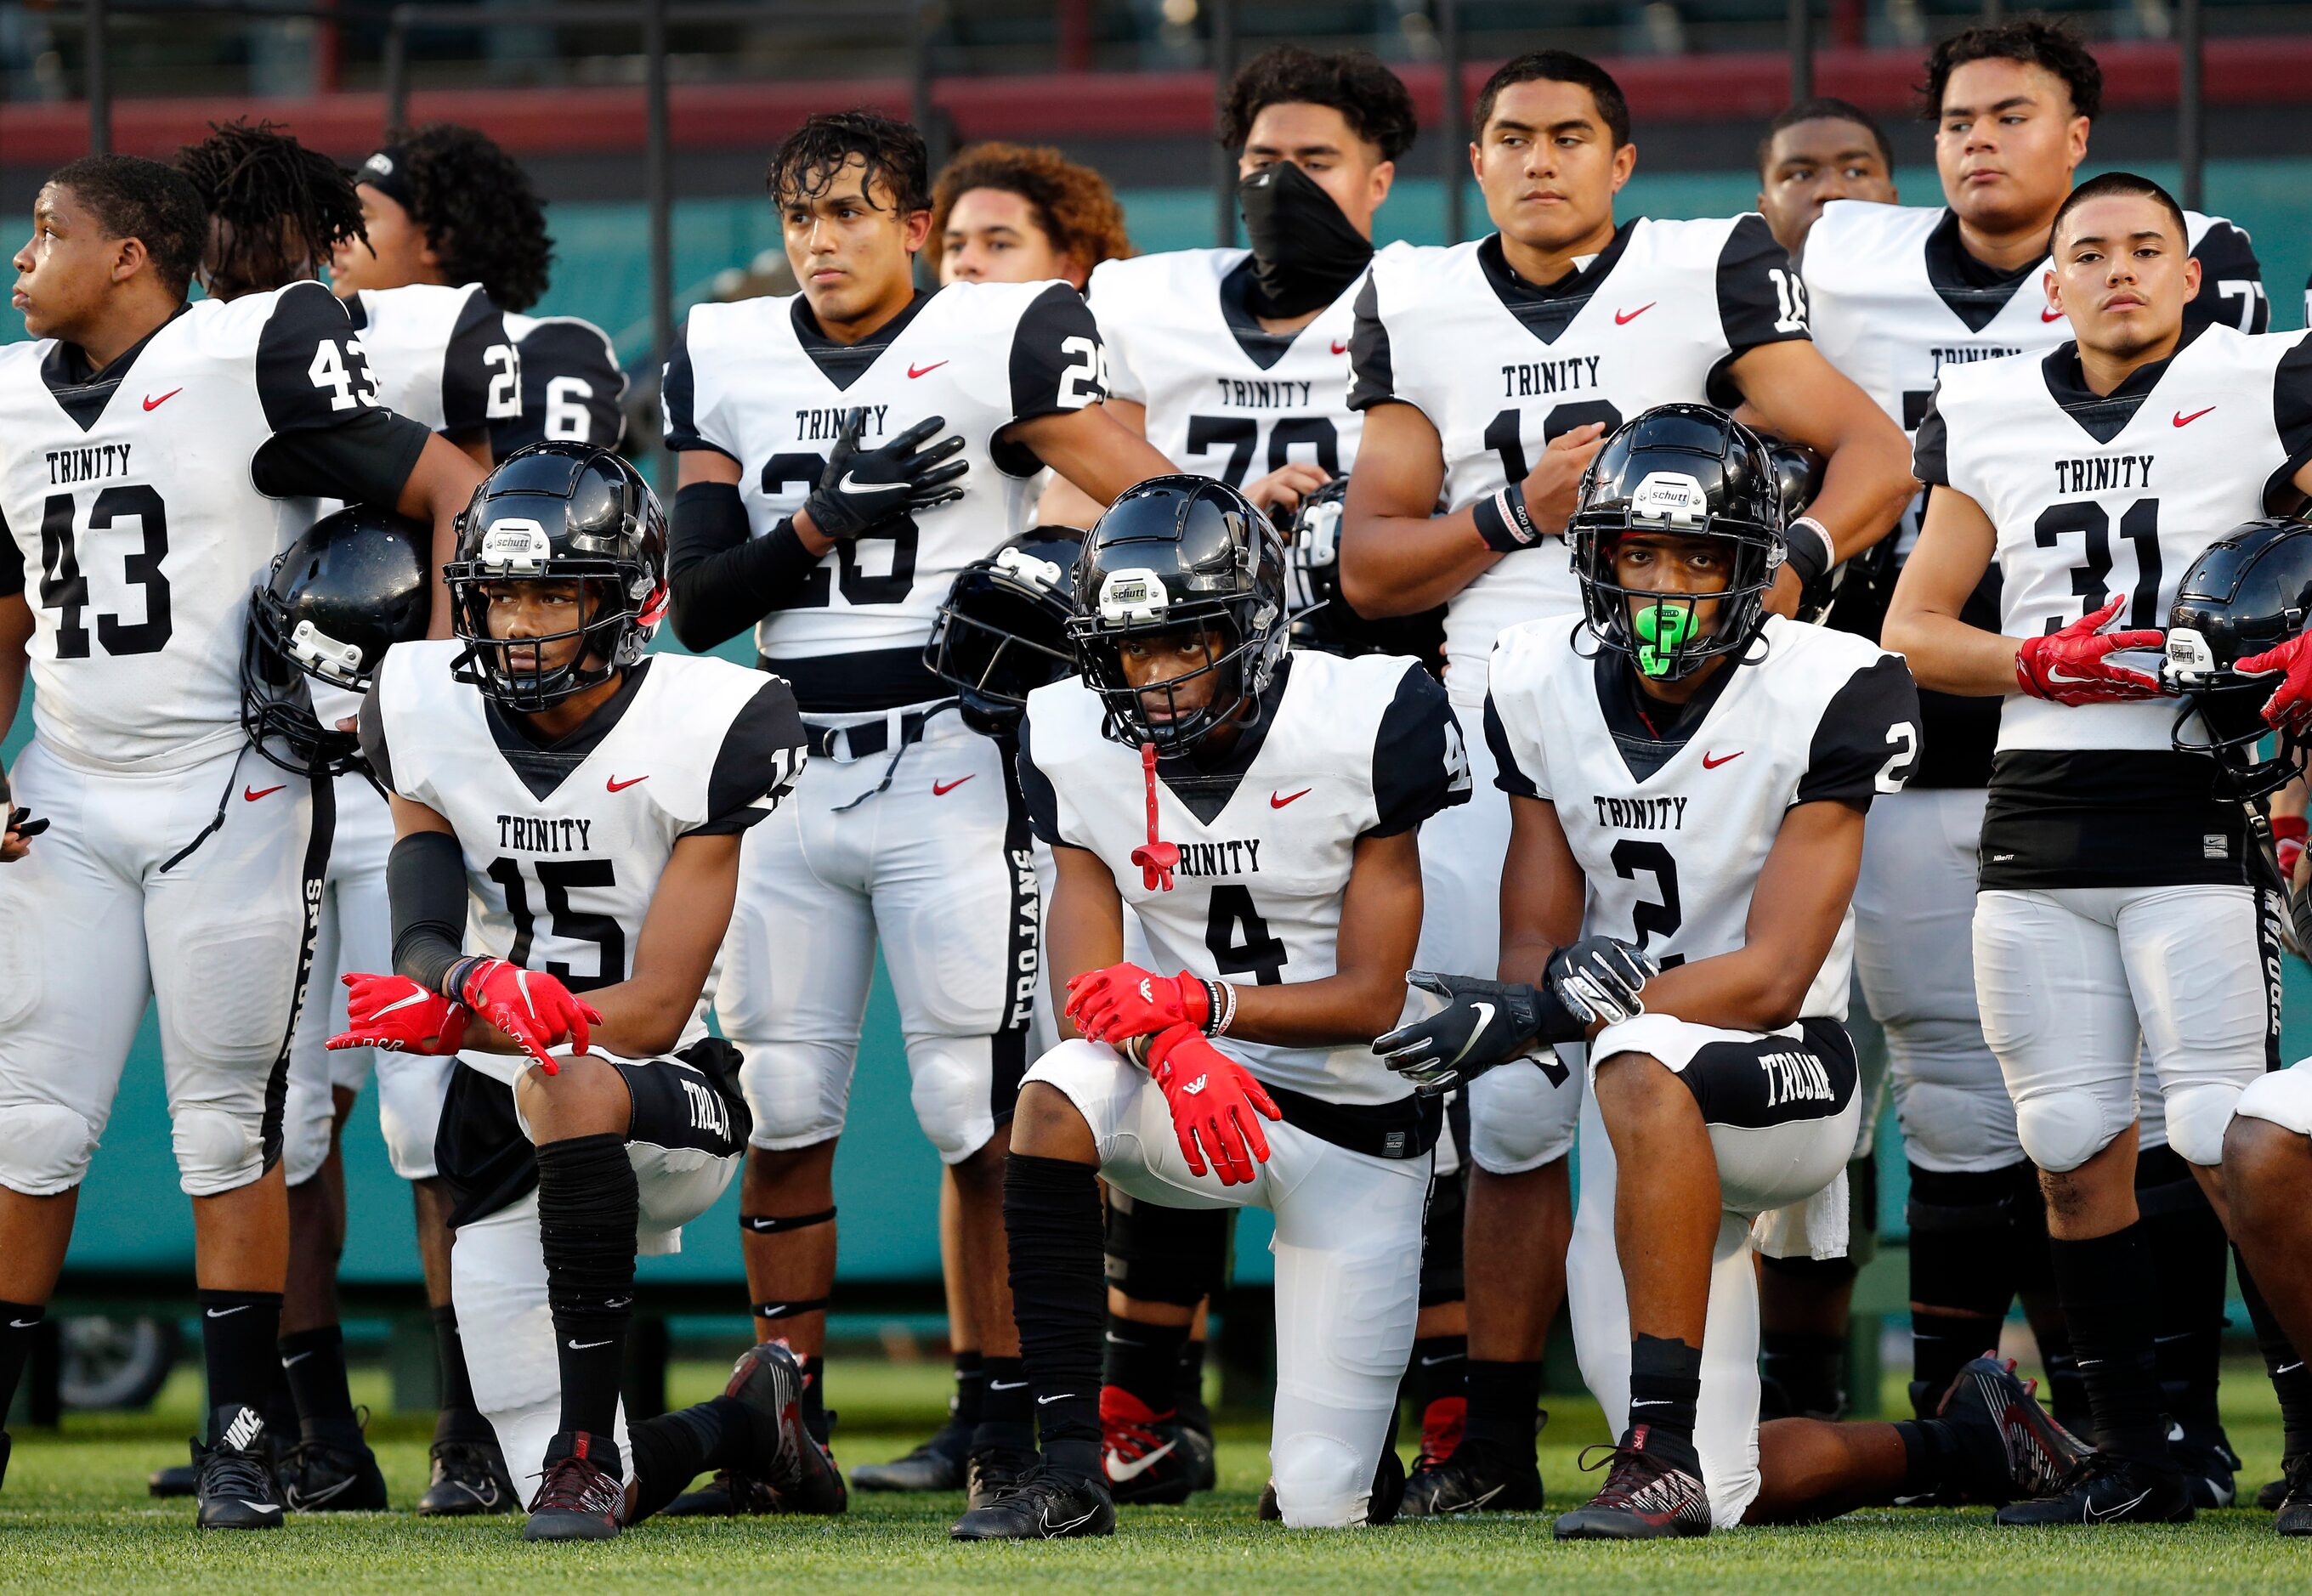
top-left (1374, 972), bottom-right (1559, 1095)
top-left (1544, 935), bottom-right (1658, 1028)
top-left (803, 408), bottom-right (969, 542)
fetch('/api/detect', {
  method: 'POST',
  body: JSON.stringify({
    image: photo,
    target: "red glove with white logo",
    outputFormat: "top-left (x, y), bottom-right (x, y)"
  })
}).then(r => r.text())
top-left (456, 957), bottom-right (603, 1076)
top-left (2014, 594), bottom-right (2168, 705)
top-left (2236, 631), bottom-right (2312, 735)
top-left (1144, 1022), bottom-right (1282, 1187)
top-left (1064, 963), bottom-right (1210, 1043)
top-left (327, 973), bottom-right (470, 1056)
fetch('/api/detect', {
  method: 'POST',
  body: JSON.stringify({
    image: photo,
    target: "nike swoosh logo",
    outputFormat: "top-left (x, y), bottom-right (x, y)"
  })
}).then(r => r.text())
top-left (1701, 750), bottom-right (1742, 769)
top-left (567, 1338), bottom-right (613, 1350)
top-left (244, 784), bottom-right (286, 801)
top-left (1629, 1399), bottom-right (1674, 1407)
top-left (206, 1306), bottom-right (249, 1318)
top-left (606, 774), bottom-right (649, 792)
top-left (2082, 1486), bottom-right (2153, 1522)
top-left (1418, 1353), bottom-right (1462, 1367)
top-left (1271, 788), bottom-right (1312, 808)
top-left (1040, 1503), bottom-right (1101, 1535)
top-left (282, 1350), bottom-right (314, 1367)
top-left (907, 360), bottom-right (948, 379)
top-left (1442, 1483), bottom-right (1506, 1513)
top-left (1329, 339), bottom-right (1349, 355)
top-left (1614, 303), bottom-right (1656, 325)
top-left (1105, 1440), bottom-right (1177, 1482)
top-left (988, 1380), bottom-right (1028, 1391)
top-left (239, 1501), bottom-right (284, 1514)
top-left (838, 471), bottom-right (908, 496)
top-left (144, 388), bottom-right (183, 410)
top-left (8, 1318), bottom-right (38, 1328)
top-left (2173, 405), bottom-right (2216, 427)
top-left (2281, 1361), bottom-right (2305, 1375)
top-left (2042, 306), bottom-right (2066, 322)
top-left (1442, 1002), bottom-right (1495, 1070)
top-left (287, 1474), bottom-right (360, 1508)
top-left (932, 775), bottom-right (975, 795)
top-left (1037, 1393), bottom-right (1074, 1405)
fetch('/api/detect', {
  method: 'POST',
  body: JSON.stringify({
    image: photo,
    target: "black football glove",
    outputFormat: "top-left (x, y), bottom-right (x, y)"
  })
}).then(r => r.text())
top-left (1374, 971), bottom-right (1561, 1095)
top-left (802, 408), bottom-right (969, 542)
top-left (1545, 935), bottom-right (1658, 1028)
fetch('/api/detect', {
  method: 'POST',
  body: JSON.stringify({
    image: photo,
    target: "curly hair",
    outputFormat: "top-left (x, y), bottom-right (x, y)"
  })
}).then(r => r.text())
top-left (374, 123), bottom-right (552, 311)
top-left (1220, 46), bottom-right (1418, 163)
top-left (46, 155), bottom-right (207, 300)
top-left (1921, 18), bottom-right (2102, 122)
top-left (768, 110), bottom-right (931, 215)
top-left (173, 119), bottom-right (363, 294)
top-left (925, 143), bottom-right (1133, 279)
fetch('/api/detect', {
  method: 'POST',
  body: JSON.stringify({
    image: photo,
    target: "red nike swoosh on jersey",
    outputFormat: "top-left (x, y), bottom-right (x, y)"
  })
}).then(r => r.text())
top-left (1614, 303), bottom-right (1656, 325)
top-left (907, 360), bottom-right (949, 379)
top-left (2173, 405), bottom-right (2217, 427)
top-left (1700, 751), bottom-right (1743, 770)
top-left (1270, 788), bottom-right (1312, 808)
top-left (243, 784), bottom-right (286, 801)
top-left (932, 775), bottom-right (975, 796)
top-left (1329, 339), bottom-right (1349, 355)
top-left (2041, 307), bottom-right (2066, 322)
top-left (606, 774), bottom-right (649, 792)
top-left (143, 388), bottom-right (183, 410)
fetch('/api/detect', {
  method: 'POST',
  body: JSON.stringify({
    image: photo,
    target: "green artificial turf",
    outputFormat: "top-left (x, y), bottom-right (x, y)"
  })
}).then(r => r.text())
top-left (2, 1357), bottom-right (2303, 1593)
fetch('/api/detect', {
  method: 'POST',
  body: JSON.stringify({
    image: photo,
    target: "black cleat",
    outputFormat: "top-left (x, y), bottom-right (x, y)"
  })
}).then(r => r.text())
top-left (2259, 1473), bottom-right (2291, 1512)
top-left (1400, 1435), bottom-right (1544, 1515)
top-left (1933, 1356), bottom-right (2091, 1505)
top-left (2171, 1421), bottom-right (2241, 1509)
top-left (280, 1430), bottom-right (389, 1513)
top-left (1994, 1451), bottom-right (2196, 1526)
top-left (725, 1339), bottom-right (846, 1515)
top-left (1552, 1440), bottom-right (1712, 1541)
top-left (416, 1436), bottom-right (518, 1516)
top-left (193, 1405), bottom-right (286, 1531)
top-left (660, 1469), bottom-right (779, 1516)
top-left (150, 1462), bottom-right (199, 1498)
top-left (2274, 1454), bottom-right (2312, 1534)
top-left (1101, 1389), bottom-right (1214, 1507)
top-left (851, 1417), bottom-right (970, 1492)
top-left (949, 1463), bottom-right (1115, 1540)
top-left (966, 1441), bottom-right (1036, 1511)
top-left (522, 1431), bottom-right (625, 1541)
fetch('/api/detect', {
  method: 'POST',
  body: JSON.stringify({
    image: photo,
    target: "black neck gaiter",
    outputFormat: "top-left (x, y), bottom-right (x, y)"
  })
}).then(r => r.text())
top-left (1238, 160), bottom-right (1374, 319)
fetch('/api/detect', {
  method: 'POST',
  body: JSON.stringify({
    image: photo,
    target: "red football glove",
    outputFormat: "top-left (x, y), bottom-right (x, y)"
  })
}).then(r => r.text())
top-left (327, 973), bottom-right (470, 1056)
top-left (456, 957), bottom-right (602, 1076)
top-left (1064, 963), bottom-right (1210, 1044)
top-left (1144, 1023), bottom-right (1282, 1187)
top-left (2236, 631), bottom-right (2312, 735)
top-left (2014, 594), bottom-right (2167, 705)
top-left (2275, 813), bottom-right (2308, 884)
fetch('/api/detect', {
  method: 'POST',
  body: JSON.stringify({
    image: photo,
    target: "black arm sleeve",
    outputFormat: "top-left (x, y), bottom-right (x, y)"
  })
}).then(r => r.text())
top-left (389, 829), bottom-right (471, 999)
top-left (666, 480), bottom-right (823, 654)
top-left (1016, 714), bottom-right (1065, 846)
top-left (2184, 219), bottom-right (2269, 335)
top-left (357, 677), bottom-right (396, 792)
top-left (1794, 654), bottom-right (1921, 812)
top-left (252, 406), bottom-right (432, 507)
top-left (688, 677), bottom-right (809, 836)
top-left (1345, 273), bottom-right (1398, 414)
top-left (1368, 665), bottom-right (1470, 836)
top-left (2268, 333), bottom-right (2312, 511)
top-left (0, 503), bottom-right (20, 598)
top-left (1485, 693), bottom-right (1543, 801)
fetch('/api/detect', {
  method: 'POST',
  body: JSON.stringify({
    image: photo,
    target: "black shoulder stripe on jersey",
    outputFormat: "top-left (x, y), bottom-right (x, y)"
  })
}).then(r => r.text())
top-left (689, 676), bottom-right (809, 836)
top-left (1911, 393), bottom-right (1952, 488)
top-left (2184, 219), bottom-right (2269, 336)
top-left (440, 286), bottom-right (511, 442)
top-left (256, 280), bottom-right (382, 435)
top-left (1014, 713), bottom-right (1066, 847)
top-left (250, 405), bottom-right (430, 507)
top-left (1345, 273), bottom-right (1397, 414)
top-left (0, 500), bottom-right (21, 599)
top-left (1368, 663), bottom-right (1470, 836)
top-left (1794, 652), bottom-right (1920, 812)
top-left (1484, 691), bottom-right (1543, 801)
top-left (660, 314), bottom-right (728, 456)
top-left (358, 661), bottom-right (395, 792)
top-left (1008, 280), bottom-right (1104, 427)
top-left (2267, 332), bottom-right (2312, 511)
top-left (1709, 213), bottom-right (1809, 408)
top-left (495, 319), bottom-right (627, 455)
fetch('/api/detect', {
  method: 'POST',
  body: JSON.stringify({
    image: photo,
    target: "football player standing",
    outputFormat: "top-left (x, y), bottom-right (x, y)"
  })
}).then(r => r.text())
top-left (0, 155), bottom-right (481, 1524)
top-left (661, 110), bottom-right (1171, 1508)
top-left (1340, 48), bottom-right (1912, 1513)
top-left (1884, 172), bottom-right (2312, 1525)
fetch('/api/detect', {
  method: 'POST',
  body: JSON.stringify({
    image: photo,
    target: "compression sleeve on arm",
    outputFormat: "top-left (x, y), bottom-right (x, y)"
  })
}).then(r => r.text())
top-left (666, 480), bottom-right (823, 654)
top-left (389, 830), bottom-right (472, 999)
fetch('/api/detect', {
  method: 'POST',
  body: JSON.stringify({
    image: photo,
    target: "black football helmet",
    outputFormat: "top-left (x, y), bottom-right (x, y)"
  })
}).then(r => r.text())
top-left (1068, 474), bottom-right (1288, 752)
top-left (241, 504), bottom-right (432, 776)
top-left (2165, 518), bottom-right (2312, 800)
top-left (925, 525), bottom-right (1086, 737)
top-left (1283, 475), bottom-right (1446, 669)
top-left (1761, 436), bottom-right (1846, 624)
top-left (446, 441), bottom-right (668, 710)
top-left (1569, 403), bottom-right (1783, 682)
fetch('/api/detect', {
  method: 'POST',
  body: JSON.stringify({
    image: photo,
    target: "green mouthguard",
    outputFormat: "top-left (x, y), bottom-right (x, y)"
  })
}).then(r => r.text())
top-left (1634, 602), bottom-right (1697, 678)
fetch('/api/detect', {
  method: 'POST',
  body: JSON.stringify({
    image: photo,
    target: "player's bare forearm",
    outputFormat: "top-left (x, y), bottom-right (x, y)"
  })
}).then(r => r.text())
top-left (1340, 402), bottom-right (1499, 617)
top-left (1728, 341), bottom-right (1913, 559)
top-left (1033, 399), bottom-right (1147, 528)
top-left (1046, 843), bottom-right (1126, 1042)
top-left (1635, 800), bottom-right (1863, 1033)
top-left (1882, 485), bottom-right (2022, 695)
top-left (1497, 795), bottom-right (1589, 987)
top-left (1009, 404), bottom-right (1175, 509)
top-left (1228, 829), bottom-right (1423, 1046)
top-left (396, 433), bottom-right (490, 640)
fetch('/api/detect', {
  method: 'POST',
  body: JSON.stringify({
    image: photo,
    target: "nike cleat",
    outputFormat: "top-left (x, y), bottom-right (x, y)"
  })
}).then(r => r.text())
top-left (1934, 1355), bottom-right (2091, 1504)
top-left (2171, 1420), bottom-right (2241, 1509)
top-left (852, 1417), bottom-right (970, 1492)
top-left (416, 1435), bottom-right (518, 1516)
top-left (1414, 1394), bottom-right (1467, 1476)
top-left (725, 1339), bottom-right (847, 1515)
top-left (2259, 1473), bottom-right (2292, 1512)
top-left (1994, 1451), bottom-right (2196, 1526)
top-left (1552, 1438), bottom-right (1713, 1541)
top-left (280, 1432), bottom-right (389, 1513)
top-left (2274, 1453), bottom-right (2312, 1534)
top-left (966, 1441), bottom-right (1036, 1511)
top-left (1400, 1435), bottom-right (1544, 1515)
top-left (192, 1405), bottom-right (286, 1531)
top-left (660, 1469), bottom-right (780, 1516)
top-left (949, 1463), bottom-right (1115, 1541)
top-left (522, 1431), bottom-right (625, 1541)
top-left (1101, 1387), bottom-right (1215, 1506)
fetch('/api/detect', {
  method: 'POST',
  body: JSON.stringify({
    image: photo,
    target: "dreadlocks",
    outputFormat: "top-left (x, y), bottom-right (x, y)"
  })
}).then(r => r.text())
top-left (174, 120), bottom-right (366, 301)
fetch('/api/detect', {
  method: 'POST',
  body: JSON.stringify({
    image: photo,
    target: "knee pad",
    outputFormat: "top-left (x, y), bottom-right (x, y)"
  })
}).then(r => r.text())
top-left (171, 1102), bottom-right (266, 1197)
top-left (1466, 1059), bottom-right (1577, 1174)
top-left (740, 1041), bottom-right (853, 1152)
top-left (0, 1101), bottom-right (100, 1195)
top-left (1269, 1430), bottom-right (1368, 1528)
top-left (1104, 1190), bottom-right (1230, 1306)
top-left (2159, 1080), bottom-right (2243, 1169)
top-left (2012, 1090), bottom-right (2113, 1176)
top-left (905, 1036), bottom-right (996, 1164)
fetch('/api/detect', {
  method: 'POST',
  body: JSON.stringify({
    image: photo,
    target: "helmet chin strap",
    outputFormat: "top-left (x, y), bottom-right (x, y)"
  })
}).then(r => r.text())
top-left (1130, 741), bottom-right (1180, 892)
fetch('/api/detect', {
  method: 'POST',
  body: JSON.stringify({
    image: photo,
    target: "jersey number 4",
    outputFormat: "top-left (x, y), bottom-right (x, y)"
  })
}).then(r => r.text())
top-left (1205, 884), bottom-right (1288, 986)
top-left (37, 488), bottom-right (171, 659)
top-left (761, 453), bottom-right (915, 607)
top-left (486, 856), bottom-right (625, 990)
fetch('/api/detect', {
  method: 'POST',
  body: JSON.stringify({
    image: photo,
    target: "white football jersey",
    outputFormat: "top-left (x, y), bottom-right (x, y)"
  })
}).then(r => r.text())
top-left (663, 281), bottom-right (1105, 710)
top-left (1487, 614), bottom-right (1921, 1022)
top-left (366, 639), bottom-right (807, 1085)
top-left (344, 281), bottom-right (520, 439)
top-left (1020, 649), bottom-right (1469, 1105)
top-left (0, 281), bottom-right (407, 770)
top-left (1089, 246), bottom-right (1391, 487)
top-left (494, 312), bottom-right (626, 456)
top-left (1350, 217), bottom-right (1811, 690)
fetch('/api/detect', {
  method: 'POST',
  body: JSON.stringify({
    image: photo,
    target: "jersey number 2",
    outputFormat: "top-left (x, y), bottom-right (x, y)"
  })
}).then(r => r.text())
top-left (1609, 838), bottom-right (1686, 970)
top-left (37, 488), bottom-right (171, 659)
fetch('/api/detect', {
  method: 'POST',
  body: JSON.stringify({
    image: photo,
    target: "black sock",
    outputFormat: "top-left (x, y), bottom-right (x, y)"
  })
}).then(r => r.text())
top-left (1102, 1312), bottom-right (1189, 1413)
top-left (0, 1302), bottom-right (42, 1423)
top-left (198, 1289), bottom-right (285, 1435)
top-left (1625, 1334), bottom-right (1703, 1472)
top-left (1760, 1329), bottom-right (1847, 1420)
top-left (1907, 1162), bottom-right (2024, 1405)
top-left (1004, 1152), bottom-right (1105, 1478)
top-left (798, 1356), bottom-right (830, 1445)
top-left (2237, 1249), bottom-right (2312, 1462)
top-left (1893, 1415), bottom-right (1967, 1497)
top-left (626, 1395), bottom-right (752, 1523)
top-left (951, 1350), bottom-right (985, 1429)
top-left (2136, 1150), bottom-right (2227, 1436)
top-left (2050, 1223), bottom-right (2167, 1458)
top-left (278, 1326), bottom-right (360, 1448)
top-left (1408, 1333), bottom-right (1468, 1423)
top-left (1176, 1338), bottom-right (1210, 1423)
top-left (977, 1354), bottom-right (1033, 1452)
top-left (1461, 1359), bottom-right (1544, 1456)
top-left (431, 1305), bottom-right (480, 1420)
top-left (536, 1132), bottom-right (638, 1452)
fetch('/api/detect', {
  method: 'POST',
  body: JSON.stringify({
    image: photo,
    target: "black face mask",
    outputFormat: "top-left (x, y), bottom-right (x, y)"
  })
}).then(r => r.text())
top-left (1237, 160), bottom-right (1374, 319)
